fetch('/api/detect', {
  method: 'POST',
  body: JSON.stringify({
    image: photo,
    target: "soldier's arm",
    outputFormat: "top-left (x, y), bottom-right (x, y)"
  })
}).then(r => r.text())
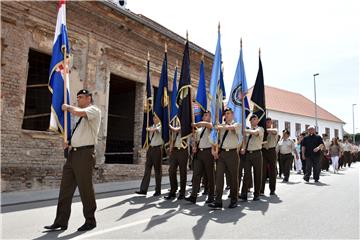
top-left (62, 104), bottom-right (87, 118)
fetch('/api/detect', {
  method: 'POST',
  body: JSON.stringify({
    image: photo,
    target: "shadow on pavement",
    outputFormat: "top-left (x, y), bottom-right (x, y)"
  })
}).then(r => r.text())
top-left (32, 229), bottom-right (86, 240)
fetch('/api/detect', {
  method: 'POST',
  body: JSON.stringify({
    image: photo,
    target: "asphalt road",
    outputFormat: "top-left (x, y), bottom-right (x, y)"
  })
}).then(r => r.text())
top-left (2, 163), bottom-right (359, 239)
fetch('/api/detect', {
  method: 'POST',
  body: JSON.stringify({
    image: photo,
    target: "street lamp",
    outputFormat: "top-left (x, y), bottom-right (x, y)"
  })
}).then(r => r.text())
top-left (353, 103), bottom-right (357, 143)
top-left (313, 73), bottom-right (319, 132)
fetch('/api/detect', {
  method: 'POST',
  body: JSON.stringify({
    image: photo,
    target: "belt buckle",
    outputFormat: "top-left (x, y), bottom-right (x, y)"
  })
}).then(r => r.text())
top-left (200, 148), bottom-right (204, 151)
top-left (225, 149), bottom-right (230, 152)
top-left (177, 147), bottom-right (181, 150)
top-left (248, 150), bottom-right (253, 153)
top-left (73, 147), bottom-right (77, 151)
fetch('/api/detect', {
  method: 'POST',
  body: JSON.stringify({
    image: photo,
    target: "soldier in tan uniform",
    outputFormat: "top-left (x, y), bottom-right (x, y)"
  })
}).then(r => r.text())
top-left (136, 115), bottom-right (163, 196)
top-left (185, 111), bottom-right (215, 204)
top-left (45, 89), bottom-right (101, 232)
top-left (240, 114), bottom-right (264, 201)
top-left (208, 108), bottom-right (241, 209)
top-left (165, 123), bottom-right (189, 200)
top-left (260, 117), bottom-right (278, 195)
top-left (342, 138), bottom-right (352, 167)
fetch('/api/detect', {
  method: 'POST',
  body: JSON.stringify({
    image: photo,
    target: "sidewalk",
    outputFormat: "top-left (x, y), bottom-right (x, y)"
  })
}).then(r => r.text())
top-left (1, 174), bottom-right (192, 207)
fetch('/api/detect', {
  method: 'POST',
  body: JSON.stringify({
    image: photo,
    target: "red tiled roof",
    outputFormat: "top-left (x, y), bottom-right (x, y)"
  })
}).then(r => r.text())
top-left (247, 86), bottom-right (345, 123)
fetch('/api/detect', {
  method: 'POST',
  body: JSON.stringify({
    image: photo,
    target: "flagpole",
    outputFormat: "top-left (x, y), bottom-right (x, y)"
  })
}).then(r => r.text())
top-left (241, 38), bottom-right (246, 147)
top-left (186, 31), bottom-right (195, 135)
top-left (63, 47), bottom-right (68, 144)
top-left (164, 42), bottom-right (173, 151)
top-left (146, 51), bottom-right (151, 149)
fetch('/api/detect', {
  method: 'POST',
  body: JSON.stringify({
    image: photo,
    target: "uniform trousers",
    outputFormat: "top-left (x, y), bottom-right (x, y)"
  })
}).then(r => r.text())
top-left (241, 150), bottom-right (263, 198)
top-left (140, 145), bottom-right (162, 193)
top-left (261, 148), bottom-right (277, 193)
top-left (169, 148), bottom-right (188, 196)
top-left (191, 148), bottom-right (214, 199)
top-left (54, 147), bottom-right (96, 226)
top-left (279, 153), bottom-right (293, 181)
top-left (343, 151), bottom-right (352, 167)
top-left (215, 149), bottom-right (239, 204)
top-left (304, 155), bottom-right (321, 181)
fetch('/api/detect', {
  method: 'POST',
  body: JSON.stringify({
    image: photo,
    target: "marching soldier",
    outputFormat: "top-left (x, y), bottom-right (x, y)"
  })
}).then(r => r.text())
top-left (342, 138), bottom-right (352, 167)
top-left (185, 111), bottom-right (215, 204)
top-left (165, 123), bottom-right (189, 200)
top-left (44, 89), bottom-right (101, 232)
top-left (208, 108), bottom-right (241, 209)
top-left (135, 115), bottom-right (163, 196)
top-left (240, 114), bottom-right (264, 201)
top-left (260, 117), bottom-right (278, 195)
top-left (277, 129), bottom-right (299, 182)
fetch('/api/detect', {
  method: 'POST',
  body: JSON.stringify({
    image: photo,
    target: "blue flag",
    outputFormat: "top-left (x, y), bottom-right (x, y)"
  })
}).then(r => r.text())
top-left (195, 60), bottom-right (207, 123)
top-left (219, 65), bottom-right (226, 122)
top-left (227, 46), bottom-right (250, 129)
top-left (170, 66), bottom-right (178, 124)
top-left (154, 52), bottom-right (170, 144)
top-left (141, 58), bottom-right (154, 148)
top-left (48, 0), bottom-right (71, 140)
top-left (209, 30), bottom-right (223, 145)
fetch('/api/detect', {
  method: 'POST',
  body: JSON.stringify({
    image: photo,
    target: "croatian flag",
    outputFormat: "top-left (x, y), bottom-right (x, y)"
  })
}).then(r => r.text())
top-left (48, 0), bottom-right (71, 139)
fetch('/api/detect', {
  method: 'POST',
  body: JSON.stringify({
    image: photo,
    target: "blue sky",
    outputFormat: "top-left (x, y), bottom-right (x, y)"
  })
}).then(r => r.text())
top-left (127, 0), bottom-right (360, 133)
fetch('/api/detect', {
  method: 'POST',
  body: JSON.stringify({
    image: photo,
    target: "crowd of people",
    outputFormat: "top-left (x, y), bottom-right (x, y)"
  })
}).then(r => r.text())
top-left (43, 93), bottom-right (359, 231)
top-left (136, 107), bottom-right (360, 210)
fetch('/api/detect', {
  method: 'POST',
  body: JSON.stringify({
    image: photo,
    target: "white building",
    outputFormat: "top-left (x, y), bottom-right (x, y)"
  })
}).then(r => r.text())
top-left (248, 86), bottom-right (345, 140)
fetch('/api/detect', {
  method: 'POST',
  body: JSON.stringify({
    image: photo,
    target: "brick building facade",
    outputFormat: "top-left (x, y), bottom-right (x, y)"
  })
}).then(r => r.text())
top-left (1, 1), bottom-right (213, 192)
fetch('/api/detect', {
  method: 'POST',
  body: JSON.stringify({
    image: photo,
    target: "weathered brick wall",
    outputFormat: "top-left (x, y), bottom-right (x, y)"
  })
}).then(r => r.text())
top-left (1, 1), bottom-right (213, 192)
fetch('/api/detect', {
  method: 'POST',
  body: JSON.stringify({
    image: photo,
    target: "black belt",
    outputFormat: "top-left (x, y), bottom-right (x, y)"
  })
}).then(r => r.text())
top-left (246, 149), bottom-right (261, 154)
top-left (149, 145), bottom-right (162, 148)
top-left (175, 147), bottom-right (187, 150)
top-left (263, 147), bottom-right (276, 150)
top-left (220, 148), bottom-right (237, 152)
top-left (280, 153), bottom-right (292, 156)
top-left (70, 145), bottom-right (94, 152)
top-left (199, 148), bottom-right (211, 151)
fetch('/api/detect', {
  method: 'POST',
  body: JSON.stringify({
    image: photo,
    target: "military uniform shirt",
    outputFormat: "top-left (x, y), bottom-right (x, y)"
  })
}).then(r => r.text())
top-left (343, 142), bottom-right (352, 152)
top-left (246, 126), bottom-right (264, 151)
top-left (196, 127), bottom-right (212, 149)
top-left (174, 132), bottom-right (188, 148)
top-left (150, 123), bottom-right (163, 146)
top-left (277, 138), bottom-right (296, 154)
top-left (263, 130), bottom-right (278, 149)
top-left (219, 121), bottom-right (241, 150)
top-left (71, 105), bottom-right (101, 148)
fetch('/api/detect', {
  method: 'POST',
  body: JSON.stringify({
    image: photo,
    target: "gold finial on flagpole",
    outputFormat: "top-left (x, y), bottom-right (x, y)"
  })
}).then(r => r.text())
top-left (240, 38), bottom-right (243, 49)
top-left (218, 22), bottom-right (220, 32)
top-left (259, 48), bottom-right (261, 56)
top-left (176, 59), bottom-right (178, 68)
top-left (186, 30), bottom-right (188, 41)
top-left (165, 42), bottom-right (167, 53)
top-left (147, 51), bottom-right (150, 61)
top-left (201, 50), bottom-right (205, 61)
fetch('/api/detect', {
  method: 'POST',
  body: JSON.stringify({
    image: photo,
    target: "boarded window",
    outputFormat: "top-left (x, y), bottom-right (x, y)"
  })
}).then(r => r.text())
top-left (22, 49), bottom-right (52, 131)
top-left (334, 129), bottom-right (339, 138)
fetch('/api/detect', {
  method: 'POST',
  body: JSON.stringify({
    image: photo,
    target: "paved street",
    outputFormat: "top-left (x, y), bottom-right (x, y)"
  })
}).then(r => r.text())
top-left (1, 164), bottom-right (359, 239)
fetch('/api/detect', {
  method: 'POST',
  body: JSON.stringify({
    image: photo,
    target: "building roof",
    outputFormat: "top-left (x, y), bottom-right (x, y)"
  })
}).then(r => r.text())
top-left (247, 86), bottom-right (345, 124)
top-left (101, 1), bottom-right (214, 58)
